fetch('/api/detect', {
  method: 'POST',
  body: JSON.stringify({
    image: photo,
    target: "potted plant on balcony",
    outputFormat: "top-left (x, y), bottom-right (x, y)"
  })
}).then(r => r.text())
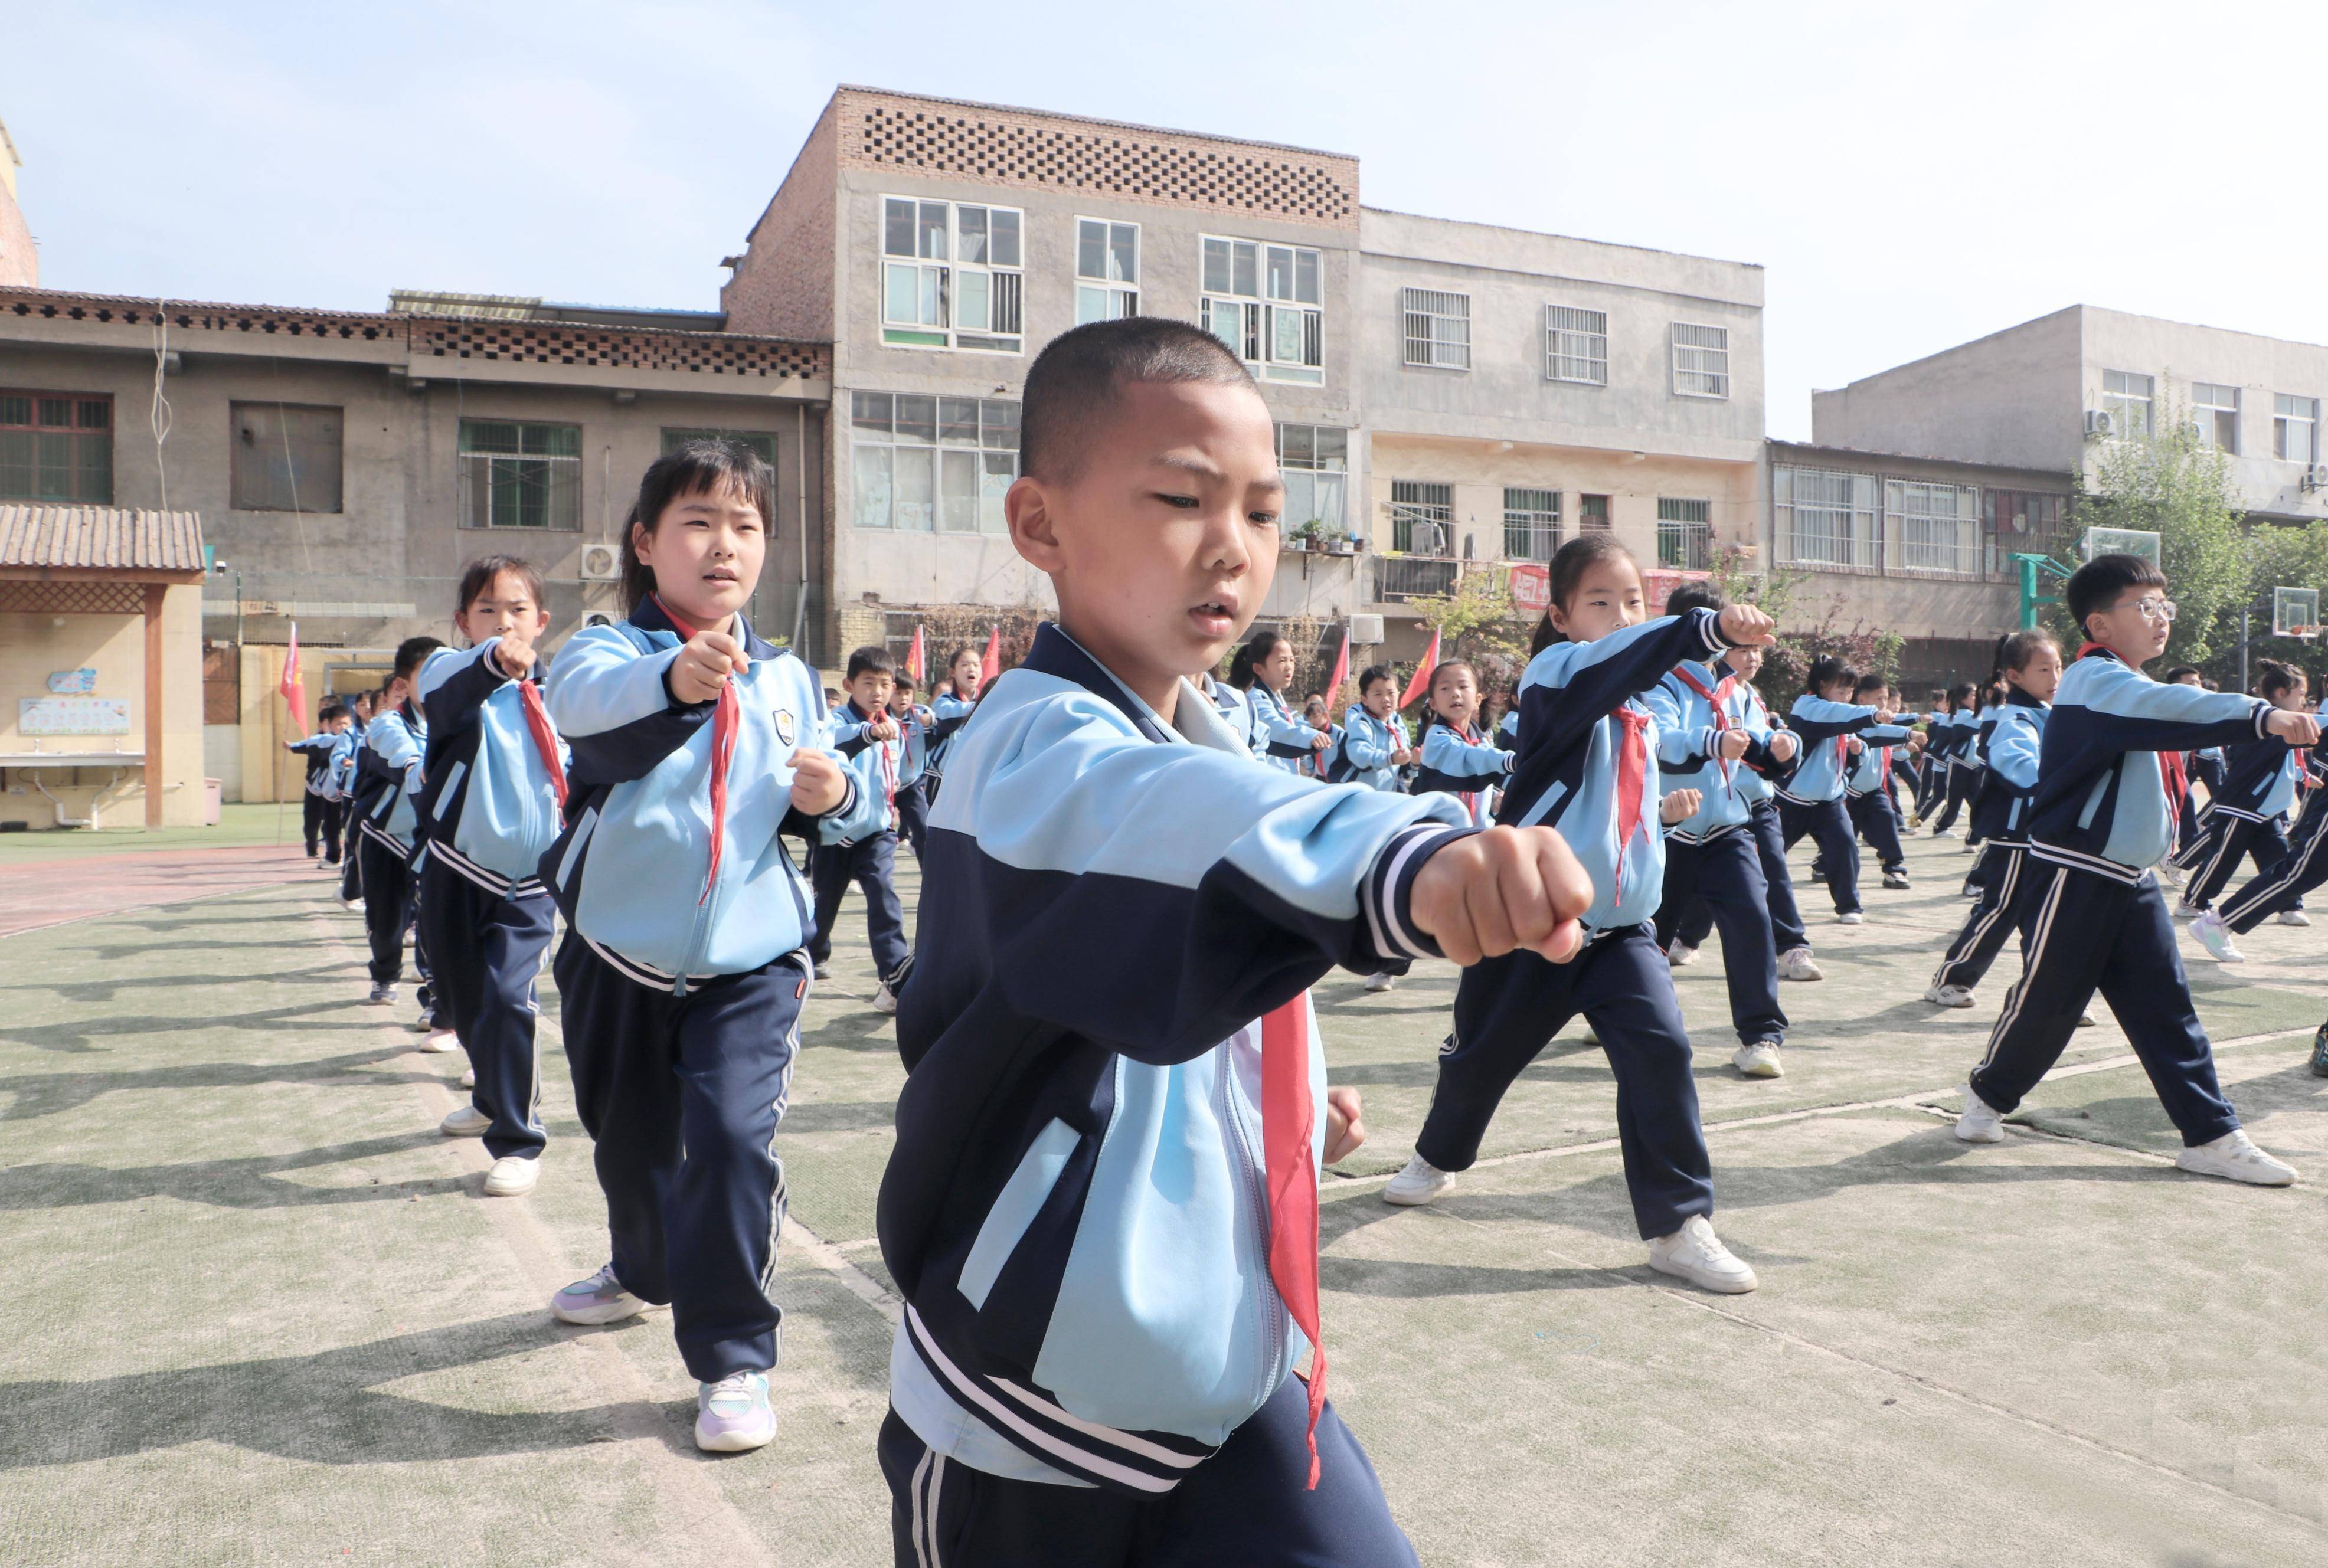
top-left (1325, 529), bottom-right (1356, 555)
top-left (1290, 519), bottom-right (1325, 554)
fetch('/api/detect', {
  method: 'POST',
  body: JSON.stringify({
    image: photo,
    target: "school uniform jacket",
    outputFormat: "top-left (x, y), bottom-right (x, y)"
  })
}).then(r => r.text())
top-left (1966, 693), bottom-right (2047, 844)
top-left (1332, 706), bottom-right (1408, 791)
top-left (413, 640), bottom-right (571, 896)
top-left (929, 692), bottom-right (979, 780)
top-left (538, 601), bottom-right (883, 991)
top-left (1413, 720), bottom-right (1512, 827)
top-left (1734, 686), bottom-right (1783, 806)
top-left (2208, 730), bottom-right (2303, 824)
top-left (287, 732), bottom-right (341, 797)
top-left (1240, 683), bottom-right (1319, 773)
top-left (323, 728), bottom-right (359, 801)
top-left (1500, 608), bottom-right (1737, 930)
top-left (2026, 647), bottom-right (2274, 885)
top-left (1204, 679), bottom-right (1250, 748)
top-left (1775, 696), bottom-right (1911, 806)
top-left (1644, 658), bottom-right (1783, 842)
top-left (879, 623), bottom-right (1472, 1492)
top-left (894, 704), bottom-right (936, 789)
top-left (1495, 709), bottom-right (1519, 752)
top-left (829, 699), bottom-right (908, 844)
top-left (1843, 731), bottom-right (1908, 800)
top-left (351, 703), bottom-right (428, 855)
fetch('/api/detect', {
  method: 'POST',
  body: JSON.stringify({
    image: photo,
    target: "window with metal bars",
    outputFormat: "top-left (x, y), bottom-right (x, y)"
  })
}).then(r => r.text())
top-left (1774, 467), bottom-right (1879, 571)
top-left (1671, 322), bottom-right (1729, 399)
top-left (1402, 288), bottom-right (1470, 370)
top-left (1201, 235), bottom-right (1325, 386)
top-left (1503, 487), bottom-right (1560, 560)
top-left (0, 391), bottom-right (113, 504)
top-left (459, 420), bottom-right (581, 529)
top-left (1886, 479), bottom-right (1979, 577)
top-left (1390, 479), bottom-right (1452, 554)
top-left (1545, 306), bottom-right (1608, 385)
top-left (1075, 218), bottom-right (1140, 325)
top-left (851, 391), bottom-right (1019, 533)
top-left (1656, 496), bottom-right (1713, 570)
top-left (881, 197), bottom-right (1025, 353)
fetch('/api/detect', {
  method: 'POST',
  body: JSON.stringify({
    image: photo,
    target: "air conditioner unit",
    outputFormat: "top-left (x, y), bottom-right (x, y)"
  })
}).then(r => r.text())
top-left (1348, 613), bottom-right (1385, 644)
top-left (2085, 409), bottom-right (2113, 437)
top-left (581, 611), bottom-right (616, 630)
top-left (579, 542), bottom-right (622, 581)
top-left (2306, 465), bottom-right (2328, 493)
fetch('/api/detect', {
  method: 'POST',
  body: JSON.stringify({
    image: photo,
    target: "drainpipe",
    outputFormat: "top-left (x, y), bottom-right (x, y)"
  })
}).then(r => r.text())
top-left (793, 404), bottom-right (810, 653)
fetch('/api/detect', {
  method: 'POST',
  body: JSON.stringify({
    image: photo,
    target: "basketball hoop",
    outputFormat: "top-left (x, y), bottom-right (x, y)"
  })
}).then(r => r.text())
top-left (2274, 586), bottom-right (2321, 641)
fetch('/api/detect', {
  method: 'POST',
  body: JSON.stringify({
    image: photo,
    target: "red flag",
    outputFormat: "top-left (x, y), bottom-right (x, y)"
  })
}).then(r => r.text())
top-left (907, 624), bottom-right (926, 685)
top-left (278, 621), bottom-right (307, 734)
top-left (980, 625), bottom-right (1002, 686)
top-left (1399, 627), bottom-right (1442, 709)
top-left (1324, 628), bottom-right (1350, 711)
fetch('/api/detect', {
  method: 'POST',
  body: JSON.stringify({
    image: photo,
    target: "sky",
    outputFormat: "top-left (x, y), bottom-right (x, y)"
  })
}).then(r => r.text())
top-left (8, 0), bottom-right (2328, 439)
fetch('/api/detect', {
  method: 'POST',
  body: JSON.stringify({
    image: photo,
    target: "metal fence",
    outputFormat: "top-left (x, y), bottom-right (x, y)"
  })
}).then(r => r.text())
top-left (1371, 555), bottom-right (1460, 603)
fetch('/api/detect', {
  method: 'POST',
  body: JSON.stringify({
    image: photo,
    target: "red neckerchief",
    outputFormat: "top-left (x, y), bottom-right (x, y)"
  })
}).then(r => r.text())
top-left (652, 595), bottom-right (739, 906)
top-left (1446, 720), bottom-right (1488, 823)
top-left (854, 704), bottom-right (900, 824)
top-left (513, 675), bottom-right (569, 811)
top-left (1672, 665), bottom-right (1737, 793)
top-left (1261, 995), bottom-right (1326, 1488)
top-left (1878, 743), bottom-right (1892, 794)
top-left (1612, 706), bottom-right (1651, 904)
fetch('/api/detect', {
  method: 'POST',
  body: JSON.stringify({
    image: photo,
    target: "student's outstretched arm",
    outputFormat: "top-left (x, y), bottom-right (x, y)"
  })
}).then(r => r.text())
top-left (933, 686), bottom-right (1485, 1067)
top-left (2068, 660), bottom-right (2280, 754)
top-left (546, 624), bottom-right (714, 786)
top-left (1988, 711), bottom-right (2043, 792)
top-left (1786, 695), bottom-right (1888, 746)
top-left (416, 642), bottom-right (515, 742)
top-left (1515, 608), bottom-right (1730, 768)
top-left (1251, 691), bottom-right (1323, 760)
top-left (1420, 724), bottom-right (1513, 780)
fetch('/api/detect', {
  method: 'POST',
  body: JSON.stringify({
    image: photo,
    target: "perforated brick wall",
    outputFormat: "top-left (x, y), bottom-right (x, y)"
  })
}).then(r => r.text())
top-left (406, 319), bottom-right (829, 382)
top-left (836, 89), bottom-right (1357, 229)
top-left (0, 580), bottom-right (145, 614)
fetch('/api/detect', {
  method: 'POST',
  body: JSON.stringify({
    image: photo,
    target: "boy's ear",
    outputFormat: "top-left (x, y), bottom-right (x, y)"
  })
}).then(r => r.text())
top-left (1005, 474), bottom-right (1065, 573)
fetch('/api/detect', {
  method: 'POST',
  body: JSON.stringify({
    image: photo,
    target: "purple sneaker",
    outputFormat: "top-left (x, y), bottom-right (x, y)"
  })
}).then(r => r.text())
top-left (550, 1263), bottom-right (648, 1326)
top-left (695, 1370), bottom-right (776, 1452)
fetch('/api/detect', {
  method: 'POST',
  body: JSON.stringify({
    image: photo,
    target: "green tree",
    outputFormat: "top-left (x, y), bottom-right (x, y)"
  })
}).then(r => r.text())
top-left (1404, 565), bottom-right (1534, 711)
top-left (2064, 402), bottom-right (2247, 664)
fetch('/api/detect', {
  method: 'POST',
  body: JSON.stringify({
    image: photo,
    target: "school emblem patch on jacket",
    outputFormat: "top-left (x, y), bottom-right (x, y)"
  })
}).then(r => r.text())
top-left (774, 709), bottom-right (796, 746)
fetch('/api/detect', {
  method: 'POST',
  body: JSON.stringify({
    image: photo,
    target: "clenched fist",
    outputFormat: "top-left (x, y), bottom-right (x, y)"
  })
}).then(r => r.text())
top-left (1408, 824), bottom-right (1593, 967)
top-left (787, 748), bottom-right (848, 816)
top-left (670, 630), bottom-right (750, 705)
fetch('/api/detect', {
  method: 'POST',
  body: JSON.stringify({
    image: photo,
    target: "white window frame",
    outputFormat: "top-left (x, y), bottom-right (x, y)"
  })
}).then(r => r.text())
top-left (1887, 479), bottom-right (1980, 578)
top-left (1275, 423), bottom-right (1349, 534)
top-left (879, 196), bottom-right (1025, 355)
top-left (1401, 287), bottom-right (1471, 371)
top-left (2275, 394), bottom-right (2319, 464)
top-left (1545, 305), bottom-right (1608, 385)
top-left (1656, 496), bottom-right (1713, 571)
top-left (2192, 381), bottom-right (2239, 454)
top-left (1774, 467), bottom-right (1879, 572)
top-left (850, 391), bottom-right (1019, 535)
top-left (1074, 217), bottom-right (1140, 325)
top-left (2102, 370), bottom-right (2154, 438)
top-left (1201, 234), bottom-right (1325, 387)
top-left (1503, 487), bottom-right (1561, 561)
top-left (1671, 322), bottom-right (1730, 400)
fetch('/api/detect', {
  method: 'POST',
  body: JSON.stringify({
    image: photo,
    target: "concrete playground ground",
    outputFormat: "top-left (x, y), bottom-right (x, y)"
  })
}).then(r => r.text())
top-left (2, 811), bottom-right (2325, 1567)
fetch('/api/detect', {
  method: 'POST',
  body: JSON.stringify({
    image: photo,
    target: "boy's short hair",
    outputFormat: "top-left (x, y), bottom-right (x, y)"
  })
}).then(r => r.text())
top-left (393, 636), bottom-right (444, 682)
top-left (894, 670), bottom-right (917, 693)
top-left (845, 645), bottom-right (895, 682)
top-left (2066, 552), bottom-right (2167, 632)
top-left (1853, 672), bottom-right (1888, 697)
top-left (1019, 316), bottom-right (1257, 481)
top-left (1358, 664), bottom-right (1394, 693)
top-left (2163, 664), bottom-right (2201, 683)
top-left (1663, 583), bottom-right (1726, 619)
top-left (319, 702), bottom-right (349, 722)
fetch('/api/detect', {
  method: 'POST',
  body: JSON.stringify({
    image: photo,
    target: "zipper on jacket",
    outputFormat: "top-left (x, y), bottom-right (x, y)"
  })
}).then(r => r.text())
top-left (1215, 1041), bottom-right (1284, 1410)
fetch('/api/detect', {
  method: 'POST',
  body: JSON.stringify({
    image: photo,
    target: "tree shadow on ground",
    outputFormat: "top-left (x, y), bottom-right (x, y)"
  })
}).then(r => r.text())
top-left (0, 1045), bottom-right (448, 1120)
top-left (0, 1311), bottom-right (679, 1469)
top-left (0, 1131), bottom-right (469, 1210)
top-left (0, 961), bottom-right (361, 1005)
top-left (1, 1001), bottom-right (389, 1055)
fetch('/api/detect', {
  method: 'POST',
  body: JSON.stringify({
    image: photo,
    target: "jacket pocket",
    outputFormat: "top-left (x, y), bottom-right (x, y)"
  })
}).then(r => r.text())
top-left (959, 1118), bottom-right (1083, 1310)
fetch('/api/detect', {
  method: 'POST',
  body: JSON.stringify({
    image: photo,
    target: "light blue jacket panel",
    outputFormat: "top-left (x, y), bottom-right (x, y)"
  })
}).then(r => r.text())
top-left (1735, 686), bottom-right (1780, 804)
top-left (542, 612), bottom-right (884, 983)
top-left (1239, 683), bottom-right (1319, 773)
top-left (1778, 696), bottom-right (1902, 804)
top-left (1987, 703), bottom-right (2047, 793)
top-left (1336, 706), bottom-right (1408, 792)
top-left (324, 729), bottom-right (359, 801)
top-left (1645, 660), bottom-right (1770, 837)
top-left (414, 640), bottom-right (571, 885)
top-left (827, 700), bottom-right (908, 845)
top-left (1413, 721), bottom-right (1510, 828)
top-left (929, 692), bottom-right (979, 777)
top-left (365, 711), bottom-right (427, 843)
top-left (1204, 680), bottom-right (1250, 749)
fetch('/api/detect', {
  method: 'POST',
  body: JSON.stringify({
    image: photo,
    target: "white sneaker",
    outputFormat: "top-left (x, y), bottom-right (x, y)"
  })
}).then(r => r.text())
top-left (1837, 911), bottom-right (1863, 925)
top-left (483, 1155), bottom-right (539, 1197)
top-left (551, 1262), bottom-right (650, 1325)
top-left (1963, 841), bottom-right (1980, 854)
top-left (1931, 828), bottom-right (1957, 840)
top-left (1925, 983), bottom-right (1976, 1009)
top-left (2076, 1008), bottom-right (2098, 1027)
top-left (460, 1067), bottom-right (476, 1089)
top-left (2192, 911), bottom-right (2245, 963)
top-left (418, 1026), bottom-right (460, 1054)
top-left (2278, 909), bottom-right (2311, 927)
top-left (439, 1104), bottom-right (491, 1138)
top-left (1364, 971), bottom-right (1398, 993)
top-left (2160, 865), bottom-right (2186, 888)
top-left (695, 1370), bottom-right (777, 1452)
top-left (1954, 1082), bottom-right (2008, 1143)
top-left (1578, 1022), bottom-right (1601, 1045)
top-left (1382, 1154), bottom-right (1453, 1207)
top-left (2173, 900), bottom-right (2203, 921)
top-left (1666, 941), bottom-right (1698, 967)
top-left (1647, 1215), bottom-right (1758, 1293)
top-left (1732, 1042), bottom-right (1783, 1078)
top-left (872, 982), bottom-right (899, 1016)
top-left (1882, 870), bottom-right (1911, 890)
top-left (2175, 1129), bottom-right (2298, 1187)
top-left (1777, 947), bottom-right (1824, 982)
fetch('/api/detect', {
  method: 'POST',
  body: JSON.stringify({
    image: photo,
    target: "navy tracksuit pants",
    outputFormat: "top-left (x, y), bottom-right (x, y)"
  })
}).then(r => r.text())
top-left (1931, 844), bottom-right (2033, 992)
top-left (418, 859), bottom-right (554, 1161)
top-left (553, 934), bottom-right (806, 1382)
top-left (2181, 813), bottom-right (2292, 911)
top-left (894, 777), bottom-right (929, 858)
top-left (1930, 762), bottom-right (1976, 833)
top-left (808, 832), bottom-right (911, 981)
top-left (1420, 924), bottom-right (1712, 1239)
top-left (879, 1375), bottom-right (1417, 1568)
top-left (1778, 795), bottom-right (1862, 915)
top-left (340, 813), bottom-right (365, 901)
top-left (1678, 798), bottom-right (1809, 957)
top-left (1847, 787), bottom-right (1907, 875)
top-left (302, 793), bottom-right (345, 860)
top-left (1655, 829), bottom-right (1786, 1048)
top-left (1970, 865), bottom-right (2241, 1146)
top-left (358, 830), bottom-right (429, 996)
top-left (2218, 793), bottom-right (2328, 932)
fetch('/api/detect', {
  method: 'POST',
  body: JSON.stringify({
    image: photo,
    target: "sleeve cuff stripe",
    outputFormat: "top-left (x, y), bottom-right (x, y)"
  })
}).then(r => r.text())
top-left (1368, 823), bottom-right (1477, 961)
